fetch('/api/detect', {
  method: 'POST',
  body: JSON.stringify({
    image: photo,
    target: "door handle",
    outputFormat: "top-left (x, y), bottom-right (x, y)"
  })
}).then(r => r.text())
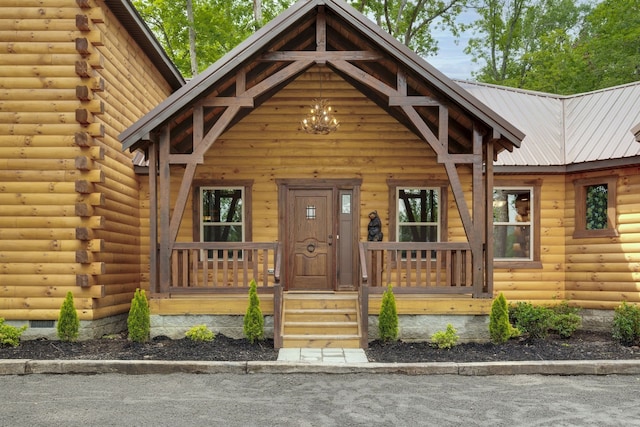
top-left (328, 235), bottom-right (333, 246)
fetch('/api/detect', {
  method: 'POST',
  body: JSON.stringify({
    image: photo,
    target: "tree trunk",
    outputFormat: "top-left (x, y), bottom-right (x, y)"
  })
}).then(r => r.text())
top-left (186, 0), bottom-right (198, 76)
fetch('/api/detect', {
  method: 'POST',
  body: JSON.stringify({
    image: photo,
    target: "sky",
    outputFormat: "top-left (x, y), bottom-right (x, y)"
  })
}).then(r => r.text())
top-left (424, 9), bottom-right (481, 81)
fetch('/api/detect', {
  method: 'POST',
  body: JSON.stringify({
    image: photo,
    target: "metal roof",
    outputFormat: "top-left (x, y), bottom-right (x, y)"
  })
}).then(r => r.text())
top-left (458, 81), bottom-right (640, 167)
top-left (107, 0), bottom-right (184, 91)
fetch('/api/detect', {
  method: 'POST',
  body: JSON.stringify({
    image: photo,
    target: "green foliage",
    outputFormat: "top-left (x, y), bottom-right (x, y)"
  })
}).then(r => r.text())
top-left (585, 184), bottom-right (608, 230)
top-left (469, 0), bottom-right (640, 94)
top-left (0, 318), bottom-right (27, 348)
top-left (510, 301), bottom-right (582, 340)
top-left (57, 291), bottom-right (80, 342)
top-left (431, 324), bottom-right (459, 349)
top-left (243, 279), bottom-right (264, 344)
top-left (510, 302), bottom-right (552, 339)
top-left (489, 293), bottom-right (519, 344)
top-left (186, 324), bottom-right (215, 342)
top-left (127, 288), bottom-right (150, 343)
top-left (549, 301), bottom-right (582, 338)
top-left (378, 284), bottom-right (399, 342)
top-left (612, 302), bottom-right (640, 346)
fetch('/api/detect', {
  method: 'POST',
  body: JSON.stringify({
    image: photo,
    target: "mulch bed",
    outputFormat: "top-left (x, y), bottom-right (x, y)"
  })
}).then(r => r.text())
top-left (1, 330), bottom-right (639, 363)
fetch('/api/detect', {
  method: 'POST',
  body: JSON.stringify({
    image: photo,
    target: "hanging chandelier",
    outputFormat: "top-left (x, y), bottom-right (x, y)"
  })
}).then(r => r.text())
top-left (300, 98), bottom-right (339, 135)
top-left (300, 68), bottom-right (339, 135)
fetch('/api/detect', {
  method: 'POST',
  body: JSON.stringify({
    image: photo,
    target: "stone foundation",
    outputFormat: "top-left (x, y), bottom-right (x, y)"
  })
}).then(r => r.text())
top-left (150, 315), bottom-right (274, 340)
top-left (369, 314), bottom-right (490, 343)
top-left (8, 314), bottom-right (127, 341)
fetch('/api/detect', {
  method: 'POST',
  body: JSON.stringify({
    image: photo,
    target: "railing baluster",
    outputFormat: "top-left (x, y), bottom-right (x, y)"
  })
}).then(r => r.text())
top-left (416, 250), bottom-right (422, 287)
top-left (426, 250), bottom-right (432, 286)
top-left (222, 250), bottom-right (228, 286)
top-left (242, 249), bottom-right (249, 287)
top-left (171, 250), bottom-right (179, 287)
top-left (191, 249), bottom-right (199, 287)
top-left (182, 249), bottom-right (189, 287)
top-left (203, 252), bottom-right (209, 287)
top-left (466, 250), bottom-right (473, 287)
top-left (212, 250), bottom-right (219, 287)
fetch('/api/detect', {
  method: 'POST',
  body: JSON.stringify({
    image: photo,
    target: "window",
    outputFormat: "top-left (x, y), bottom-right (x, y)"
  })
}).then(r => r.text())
top-left (493, 187), bottom-right (532, 261)
top-left (195, 181), bottom-right (252, 260)
top-left (492, 180), bottom-right (541, 268)
top-left (388, 180), bottom-right (447, 261)
top-left (397, 188), bottom-right (440, 244)
top-left (573, 176), bottom-right (618, 238)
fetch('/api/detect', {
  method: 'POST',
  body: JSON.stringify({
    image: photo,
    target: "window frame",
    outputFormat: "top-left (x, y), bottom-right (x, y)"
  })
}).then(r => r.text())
top-left (573, 175), bottom-right (618, 239)
top-left (192, 180), bottom-right (253, 261)
top-left (387, 179), bottom-right (448, 246)
top-left (493, 180), bottom-right (542, 269)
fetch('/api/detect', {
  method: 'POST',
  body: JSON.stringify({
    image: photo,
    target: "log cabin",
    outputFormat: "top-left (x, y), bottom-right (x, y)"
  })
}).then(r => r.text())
top-left (0, 0), bottom-right (184, 338)
top-left (2, 0), bottom-right (639, 346)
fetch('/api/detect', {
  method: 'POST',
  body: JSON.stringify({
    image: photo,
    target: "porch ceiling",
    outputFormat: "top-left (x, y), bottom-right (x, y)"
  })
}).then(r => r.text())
top-left (120, 0), bottom-right (524, 156)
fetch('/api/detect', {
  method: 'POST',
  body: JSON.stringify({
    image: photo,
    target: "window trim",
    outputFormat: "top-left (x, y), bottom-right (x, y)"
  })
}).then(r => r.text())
top-left (573, 175), bottom-right (618, 239)
top-left (493, 179), bottom-right (542, 269)
top-left (387, 179), bottom-right (448, 244)
top-left (192, 179), bottom-right (253, 249)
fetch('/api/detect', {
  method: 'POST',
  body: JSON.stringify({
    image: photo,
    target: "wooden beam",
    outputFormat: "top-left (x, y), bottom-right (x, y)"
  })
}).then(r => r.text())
top-left (194, 105), bottom-right (242, 157)
top-left (169, 162), bottom-right (198, 244)
top-left (472, 126), bottom-right (485, 297)
top-left (389, 96), bottom-right (441, 107)
top-left (400, 105), bottom-right (444, 156)
top-left (444, 161), bottom-right (479, 247)
top-left (260, 51), bottom-right (383, 61)
top-left (329, 59), bottom-right (396, 97)
top-left (242, 60), bottom-right (313, 99)
top-left (148, 143), bottom-right (159, 293)
top-left (316, 6), bottom-right (326, 57)
top-left (196, 97), bottom-right (254, 107)
top-left (158, 126), bottom-right (171, 294)
top-left (485, 139), bottom-right (494, 296)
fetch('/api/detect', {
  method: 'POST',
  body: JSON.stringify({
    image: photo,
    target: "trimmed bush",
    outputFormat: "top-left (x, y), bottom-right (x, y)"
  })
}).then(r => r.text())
top-left (127, 288), bottom-right (150, 343)
top-left (186, 324), bottom-right (215, 342)
top-left (510, 302), bottom-right (552, 339)
top-left (550, 301), bottom-right (581, 339)
top-left (431, 324), bottom-right (459, 349)
top-left (57, 291), bottom-right (80, 342)
top-left (243, 279), bottom-right (264, 344)
top-left (0, 318), bottom-right (27, 348)
top-left (612, 301), bottom-right (640, 346)
top-left (378, 284), bottom-right (398, 342)
top-left (489, 293), bottom-right (518, 344)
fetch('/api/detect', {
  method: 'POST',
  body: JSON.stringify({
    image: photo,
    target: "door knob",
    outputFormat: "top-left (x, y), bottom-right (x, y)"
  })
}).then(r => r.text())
top-left (328, 235), bottom-right (333, 246)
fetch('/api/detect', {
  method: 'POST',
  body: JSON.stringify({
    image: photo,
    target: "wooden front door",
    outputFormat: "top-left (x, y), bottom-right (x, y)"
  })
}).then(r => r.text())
top-left (288, 189), bottom-right (334, 290)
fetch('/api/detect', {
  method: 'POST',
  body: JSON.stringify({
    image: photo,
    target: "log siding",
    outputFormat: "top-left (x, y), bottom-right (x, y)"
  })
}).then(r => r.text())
top-left (0, 0), bottom-right (175, 321)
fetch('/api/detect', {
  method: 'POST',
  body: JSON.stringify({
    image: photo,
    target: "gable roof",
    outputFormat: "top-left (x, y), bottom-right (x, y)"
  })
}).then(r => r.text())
top-left (108, 0), bottom-right (184, 91)
top-left (459, 81), bottom-right (640, 168)
top-left (120, 0), bottom-right (523, 153)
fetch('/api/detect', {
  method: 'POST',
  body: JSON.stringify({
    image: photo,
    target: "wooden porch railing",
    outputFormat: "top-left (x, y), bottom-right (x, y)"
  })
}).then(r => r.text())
top-left (358, 241), bottom-right (474, 293)
top-left (170, 242), bottom-right (281, 291)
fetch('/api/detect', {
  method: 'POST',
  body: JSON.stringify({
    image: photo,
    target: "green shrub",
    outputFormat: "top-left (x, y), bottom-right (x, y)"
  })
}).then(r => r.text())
top-left (127, 288), bottom-right (150, 343)
top-left (378, 284), bottom-right (399, 342)
top-left (489, 293), bottom-right (518, 344)
top-left (510, 302), bottom-right (553, 339)
top-left (431, 324), bottom-right (459, 349)
top-left (550, 302), bottom-right (582, 338)
top-left (186, 324), bottom-right (215, 342)
top-left (57, 291), bottom-right (80, 342)
top-left (0, 318), bottom-right (27, 348)
top-left (243, 279), bottom-right (264, 344)
top-left (612, 301), bottom-right (640, 346)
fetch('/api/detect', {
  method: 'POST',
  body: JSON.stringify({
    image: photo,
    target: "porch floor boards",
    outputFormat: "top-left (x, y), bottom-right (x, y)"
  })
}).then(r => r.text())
top-left (281, 292), bottom-right (361, 348)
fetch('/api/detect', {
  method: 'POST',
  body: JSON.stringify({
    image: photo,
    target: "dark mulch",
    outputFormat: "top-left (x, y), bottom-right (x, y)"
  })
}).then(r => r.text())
top-left (1, 330), bottom-right (639, 363)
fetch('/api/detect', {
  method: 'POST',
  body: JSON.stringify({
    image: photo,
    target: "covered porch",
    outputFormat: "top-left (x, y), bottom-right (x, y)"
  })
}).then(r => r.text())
top-left (120, 0), bottom-right (523, 348)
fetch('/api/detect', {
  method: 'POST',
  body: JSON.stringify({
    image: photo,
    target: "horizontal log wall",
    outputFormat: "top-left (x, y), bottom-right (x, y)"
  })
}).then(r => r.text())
top-left (0, 0), bottom-right (174, 321)
top-left (565, 166), bottom-right (640, 309)
top-left (492, 174), bottom-right (566, 303)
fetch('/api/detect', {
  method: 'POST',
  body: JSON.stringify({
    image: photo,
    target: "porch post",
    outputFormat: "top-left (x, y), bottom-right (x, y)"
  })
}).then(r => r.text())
top-left (472, 126), bottom-right (485, 297)
top-left (148, 141), bottom-right (159, 293)
top-left (158, 125), bottom-right (171, 293)
top-left (485, 139), bottom-right (495, 296)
